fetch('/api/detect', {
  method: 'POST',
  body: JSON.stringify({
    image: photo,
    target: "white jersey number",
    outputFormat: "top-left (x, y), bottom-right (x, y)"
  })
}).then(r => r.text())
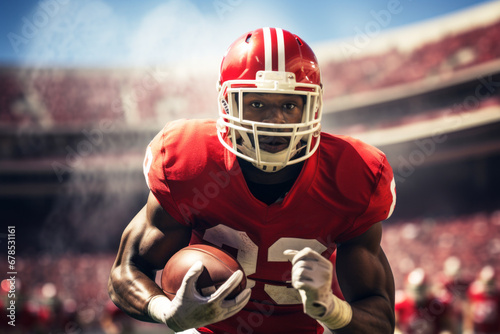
top-left (203, 224), bottom-right (327, 305)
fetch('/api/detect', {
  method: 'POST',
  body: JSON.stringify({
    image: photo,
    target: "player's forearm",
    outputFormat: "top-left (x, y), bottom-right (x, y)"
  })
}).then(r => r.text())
top-left (108, 263), bottom-right (164, 322)
top-left (329, 295), bottom-right (395, 334)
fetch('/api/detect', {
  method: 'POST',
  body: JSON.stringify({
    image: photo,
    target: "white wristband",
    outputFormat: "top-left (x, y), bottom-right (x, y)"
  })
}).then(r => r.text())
top-left (147, 295), bottom-right (173, 325)
top-left (319, 294), bottom-right (353, 330)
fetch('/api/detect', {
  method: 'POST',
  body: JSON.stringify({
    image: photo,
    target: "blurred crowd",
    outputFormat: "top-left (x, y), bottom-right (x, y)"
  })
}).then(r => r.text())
top-left (322, 19), bottom-right (500, 99)
top-left (1, 18), bottom-right (500, 131)
top-left (386, 211), bottom-right (500, 333)
top-left (394, 262), bottom-right (500, 333)
top-left (0, 254), bottom-right (137, 334)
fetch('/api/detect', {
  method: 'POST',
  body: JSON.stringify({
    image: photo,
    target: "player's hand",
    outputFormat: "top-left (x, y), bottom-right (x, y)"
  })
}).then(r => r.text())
top-left (284, 248), bottom-right (352, 330)
top-left (149, 261), bottom-right (251, 331)
top-left (284, 247), bottom-right (334, 318)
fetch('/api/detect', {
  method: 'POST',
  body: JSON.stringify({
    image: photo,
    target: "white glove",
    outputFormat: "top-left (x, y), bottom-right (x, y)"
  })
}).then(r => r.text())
top-left (284, 248), bottom-right (352, 330)
top-left (148, 261), bottom-right (251, 332)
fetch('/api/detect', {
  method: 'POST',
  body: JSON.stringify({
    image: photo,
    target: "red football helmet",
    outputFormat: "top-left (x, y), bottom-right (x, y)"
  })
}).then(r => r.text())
top-left (217, 27), bottom-right (323, 172)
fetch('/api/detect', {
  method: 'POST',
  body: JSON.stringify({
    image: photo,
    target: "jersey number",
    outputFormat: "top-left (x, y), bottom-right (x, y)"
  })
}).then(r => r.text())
top-left (203, 224), bottom-right (327, 305)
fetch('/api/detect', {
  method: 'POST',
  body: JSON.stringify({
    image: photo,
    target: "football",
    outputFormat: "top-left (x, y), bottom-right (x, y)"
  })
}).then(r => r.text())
top-left (161, 244), bottom-right (246, 300)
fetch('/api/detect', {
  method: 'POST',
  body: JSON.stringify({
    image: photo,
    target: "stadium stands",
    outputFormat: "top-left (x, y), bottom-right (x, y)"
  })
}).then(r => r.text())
top-left (1, 12), bottom-right (499, 130)
top-left (321, 18), bottom-right (500, 99)
top-left (383, 211), bottom-right (500, 291)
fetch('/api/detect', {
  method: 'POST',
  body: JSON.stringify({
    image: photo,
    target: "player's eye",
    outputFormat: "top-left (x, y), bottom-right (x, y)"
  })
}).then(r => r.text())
top-left (250, 102), bottom-right (264, 108)
top-left (283, 103), bottom-right (296, 110)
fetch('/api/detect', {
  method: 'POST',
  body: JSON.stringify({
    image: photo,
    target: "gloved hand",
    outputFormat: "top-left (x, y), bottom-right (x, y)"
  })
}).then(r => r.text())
top-left (148, 261), bottom-right (251, 331)
top-left (284, 247), bottom-right (352, 330)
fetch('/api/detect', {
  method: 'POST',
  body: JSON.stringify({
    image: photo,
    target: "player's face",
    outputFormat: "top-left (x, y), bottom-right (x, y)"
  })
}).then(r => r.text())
top-left (242, 93), bottom-right (304, 124)
top-left (241, 93), bottom-right (304, 153)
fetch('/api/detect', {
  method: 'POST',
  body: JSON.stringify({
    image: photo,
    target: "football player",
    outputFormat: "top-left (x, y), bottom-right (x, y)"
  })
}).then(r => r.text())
top-left (395, 268), bottom-right (456, 334)
top-left (109, 27), bottom-right (397, 333)
top-left (465, 265), bottom-right (500, 333)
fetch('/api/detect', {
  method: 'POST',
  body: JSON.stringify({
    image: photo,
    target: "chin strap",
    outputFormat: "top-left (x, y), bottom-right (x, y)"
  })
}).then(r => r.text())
top-left (237, 131), bottom-right (305, 173)
top-left (238, 143), bottom-right (288, 172)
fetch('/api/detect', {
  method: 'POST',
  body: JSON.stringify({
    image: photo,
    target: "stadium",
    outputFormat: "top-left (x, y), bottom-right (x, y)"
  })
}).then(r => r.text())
top-left (1, 1), bottom-right (499, 333)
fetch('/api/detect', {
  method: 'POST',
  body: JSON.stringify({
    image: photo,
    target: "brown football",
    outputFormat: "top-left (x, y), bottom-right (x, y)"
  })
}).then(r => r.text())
top-left (161, 244), bottom-right (246, 300)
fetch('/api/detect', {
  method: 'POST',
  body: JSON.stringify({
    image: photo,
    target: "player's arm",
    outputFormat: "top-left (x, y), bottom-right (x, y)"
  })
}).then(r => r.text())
top-left (108, 192), bottom-right (251, 331)
top-left (334, 222), bottom-right (395, 333)
top-left (108, 191), bottom-right (192, 322)
top-left (285, 222), bottom-right (394, 333)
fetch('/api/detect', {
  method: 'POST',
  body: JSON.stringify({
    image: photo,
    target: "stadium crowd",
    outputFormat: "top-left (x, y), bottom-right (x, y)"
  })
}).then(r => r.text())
top-left (1, 17), bottom-right (500, 130)
top-left (322, 19), bottom-right (500, 99)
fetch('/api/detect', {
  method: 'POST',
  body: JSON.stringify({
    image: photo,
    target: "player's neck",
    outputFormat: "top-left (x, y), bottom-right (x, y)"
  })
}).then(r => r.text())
top-left (237, 157), bottom-right (304, 185)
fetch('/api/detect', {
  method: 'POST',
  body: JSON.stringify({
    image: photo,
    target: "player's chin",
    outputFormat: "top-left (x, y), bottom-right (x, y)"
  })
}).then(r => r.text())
top-left (259, 142), bottom-right (289, 153)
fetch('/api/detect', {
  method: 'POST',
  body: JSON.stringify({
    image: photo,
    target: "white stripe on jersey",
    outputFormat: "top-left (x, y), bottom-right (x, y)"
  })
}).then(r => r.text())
top-left (387, 177), bottom-right (397, 219)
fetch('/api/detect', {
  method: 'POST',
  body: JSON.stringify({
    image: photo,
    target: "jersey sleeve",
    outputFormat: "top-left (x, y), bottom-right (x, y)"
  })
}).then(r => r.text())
top-left (142, 124), bottom-right (187, 225)
top-left (337, 154), bottom-right (396, 242)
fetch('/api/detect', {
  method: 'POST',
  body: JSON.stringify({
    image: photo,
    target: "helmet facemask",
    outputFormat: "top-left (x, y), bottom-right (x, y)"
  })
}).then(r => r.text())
top-left (217, 70), bottom-right (322, 172)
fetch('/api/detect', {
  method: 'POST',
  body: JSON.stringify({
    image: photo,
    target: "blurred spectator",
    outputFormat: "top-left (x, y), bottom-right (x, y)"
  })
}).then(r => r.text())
top-left (100, 300), bottom-right (134, 334)
top-left (437, 256), bottom-right (473, 332)
top-left (395, 268), bottom-right (457, 334)
top-left (465, 265), bottom-right (500, 333)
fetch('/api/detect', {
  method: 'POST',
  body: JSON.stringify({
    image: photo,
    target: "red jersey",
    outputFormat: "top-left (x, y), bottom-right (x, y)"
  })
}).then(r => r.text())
top-left (144, 119), bottom-right (396, 334)
top-left (468, 284), bottom-right (500, 333)
top-left (395, 293), bottom-right (453, 334)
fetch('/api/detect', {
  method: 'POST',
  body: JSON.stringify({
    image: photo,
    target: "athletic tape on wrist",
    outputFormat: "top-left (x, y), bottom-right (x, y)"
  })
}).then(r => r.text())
top-left (319, 294), bottom-right (353, 330)
top-left (147, 295), bottom-right (172, 325)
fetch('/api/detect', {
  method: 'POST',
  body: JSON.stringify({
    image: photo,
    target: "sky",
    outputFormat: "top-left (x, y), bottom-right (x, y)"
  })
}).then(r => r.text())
top-left (0, 0), bottom-right (497, 68)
